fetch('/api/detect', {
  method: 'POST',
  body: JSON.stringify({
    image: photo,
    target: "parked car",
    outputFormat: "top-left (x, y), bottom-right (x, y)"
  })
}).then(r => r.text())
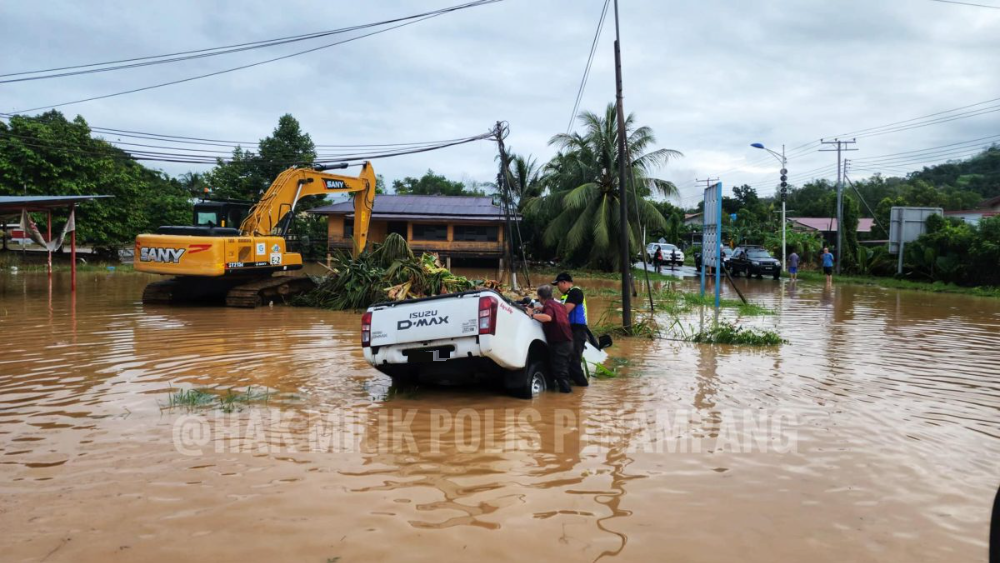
top-left (362, 289), bottom-right (609, 399)
top-left (729, 246), bottom-right (781, 279)
top-left (694, 246), bottom-right (734, 271)
top-left (646, 243), bottom-right (685, 266)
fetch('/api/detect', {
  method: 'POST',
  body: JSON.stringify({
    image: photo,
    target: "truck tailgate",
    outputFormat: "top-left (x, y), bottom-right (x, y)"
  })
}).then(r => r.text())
top-left (369, 292), bottom-right (482, 347)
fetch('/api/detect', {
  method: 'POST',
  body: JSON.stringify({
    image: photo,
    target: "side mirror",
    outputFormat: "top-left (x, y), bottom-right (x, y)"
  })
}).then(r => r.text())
top-left (598, 334), bottom-right (613, 350)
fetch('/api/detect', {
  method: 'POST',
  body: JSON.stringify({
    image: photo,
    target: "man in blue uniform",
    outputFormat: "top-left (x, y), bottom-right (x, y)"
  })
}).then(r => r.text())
top-left (553, 272), bottom-right (590, 387)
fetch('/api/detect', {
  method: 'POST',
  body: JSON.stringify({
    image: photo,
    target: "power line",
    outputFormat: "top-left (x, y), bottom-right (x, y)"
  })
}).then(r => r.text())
top-left (0, 126), bottom-right (497, 166)
top-left (712, 96), bottom-right (1000, 182)
top-left (0, 2), bottom-right (497, 84)
top-left (566, 0), bottom-right (611, 133)
top-left (7, 0), bottom-right (501, 114)
top-left (928, 0), bottom-right (1000, 9)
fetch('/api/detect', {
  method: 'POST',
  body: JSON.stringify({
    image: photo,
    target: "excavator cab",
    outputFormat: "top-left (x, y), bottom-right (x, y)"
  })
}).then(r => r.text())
top-left (156, 200), bottom-right (252, 237)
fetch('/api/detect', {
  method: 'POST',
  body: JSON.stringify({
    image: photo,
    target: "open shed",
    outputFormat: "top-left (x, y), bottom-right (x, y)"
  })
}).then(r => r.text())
top-left (0, 195), bottom-right (112, 290)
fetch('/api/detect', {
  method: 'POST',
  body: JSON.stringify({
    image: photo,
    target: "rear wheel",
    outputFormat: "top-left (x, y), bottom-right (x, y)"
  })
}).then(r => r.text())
top-left (507, 360), bottom-right (548, 399)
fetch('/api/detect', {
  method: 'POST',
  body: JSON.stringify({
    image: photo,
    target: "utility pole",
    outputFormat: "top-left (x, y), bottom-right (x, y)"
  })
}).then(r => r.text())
top-left (819, 138), bottom-right (857, 274)
top-left (495, 121), bottom-right (518, 290)
top-left (779, 145), bottom-right (787, 273)
top-left (613, 0), bottom-right (631, 330)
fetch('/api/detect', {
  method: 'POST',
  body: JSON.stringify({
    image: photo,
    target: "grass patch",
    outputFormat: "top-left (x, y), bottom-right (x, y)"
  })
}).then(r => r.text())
top-left (737, 302), bottom-right (775, 316)
top-left (796, 270), bottom-right (1000, 298)
top-left (0, 254), bottom-right (134, 273)
top-left (658, 289), bottom-right (774, 316)
top-left (689, 321), bottom-right (786, 346)
top-left (163, 385), bottom-right (272, 412)
top-left (592, 315), bottom-right (660, 339)
top-left (166, 388), bottom-right (216, 408)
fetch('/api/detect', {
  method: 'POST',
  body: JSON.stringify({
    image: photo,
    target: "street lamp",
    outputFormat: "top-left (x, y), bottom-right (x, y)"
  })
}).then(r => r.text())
top-left (751, 142), bottom-right (788, 275)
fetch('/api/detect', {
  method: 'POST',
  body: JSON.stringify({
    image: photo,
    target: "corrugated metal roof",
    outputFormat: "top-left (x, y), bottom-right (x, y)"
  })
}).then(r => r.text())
top-left (0, 195), bottom-right (113, 211)
top-left (309, 194), bottom-right (517, 220)
top-left (789, 217), bottom-right (874, 233)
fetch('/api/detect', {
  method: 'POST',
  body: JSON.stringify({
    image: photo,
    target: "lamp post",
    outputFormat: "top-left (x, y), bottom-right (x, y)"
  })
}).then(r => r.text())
top-left (751, 142), bottom-right (787, 274)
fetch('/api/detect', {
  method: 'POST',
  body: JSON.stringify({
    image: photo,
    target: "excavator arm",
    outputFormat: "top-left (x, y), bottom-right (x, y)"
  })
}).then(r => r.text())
top-left (240, 162), bottom-right (377, 255)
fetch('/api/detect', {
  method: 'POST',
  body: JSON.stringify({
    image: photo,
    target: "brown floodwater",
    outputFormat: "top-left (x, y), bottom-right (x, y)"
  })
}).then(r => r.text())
top-left (1, 271), bottom-right (998, 562)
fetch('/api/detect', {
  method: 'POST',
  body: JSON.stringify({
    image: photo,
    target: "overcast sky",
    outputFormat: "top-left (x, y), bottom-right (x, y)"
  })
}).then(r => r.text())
top-left (2, 0), bottom-right (998, 208)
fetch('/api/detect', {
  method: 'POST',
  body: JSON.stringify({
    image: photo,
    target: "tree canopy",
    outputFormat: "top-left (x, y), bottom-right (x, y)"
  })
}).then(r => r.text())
top-left (392, 170), bottom-right (485, 196)
top-left (524, 103), bottom-right (682, 270)
top-left (205, 114), bottom-right (317, 202)
top-left (0, 111), bottom-right (191, 253)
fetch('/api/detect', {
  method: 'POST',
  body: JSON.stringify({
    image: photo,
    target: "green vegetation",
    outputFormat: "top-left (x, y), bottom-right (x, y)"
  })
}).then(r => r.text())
top-left (522, 103), bottom-right (682, 270)
top-left (205, 114), bottom-right (317, 202)
top-left (0, 111), bottom-right (192, 257)
top-left (295, 234), bottom-right (476, 310)
top-left (586, 362), bottom-right (621, 379)
top-left (392, 169), bottom-right (489, 196)
top-left (164, 386), bottom-right (272, 412)
top-left (689, 321), bottom-right (786, 346)
top-left (591, 316), bottom-right (660, 339)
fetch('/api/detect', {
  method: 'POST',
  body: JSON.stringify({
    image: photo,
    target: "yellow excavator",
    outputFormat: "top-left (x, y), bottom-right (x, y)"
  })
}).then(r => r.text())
top-left (135, 162), bottom-right (376, 307)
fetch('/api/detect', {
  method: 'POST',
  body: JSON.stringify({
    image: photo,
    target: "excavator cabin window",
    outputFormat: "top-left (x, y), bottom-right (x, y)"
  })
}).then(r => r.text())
top-left (192, 201), bottom-right (251, 229)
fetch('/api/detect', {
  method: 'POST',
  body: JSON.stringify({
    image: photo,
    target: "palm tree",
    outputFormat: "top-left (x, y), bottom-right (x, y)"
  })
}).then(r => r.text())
top-left (525, 103), bottom-right (682, 270)
top-left (504, 152), bottom-right (543, 209)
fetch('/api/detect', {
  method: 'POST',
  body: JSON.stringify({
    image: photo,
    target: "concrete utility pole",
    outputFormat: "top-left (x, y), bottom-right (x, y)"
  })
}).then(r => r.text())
top-left (819, 138), bottom-right (857, 274)
top-left (780, 145), bottom-right (787, 272)
top-left (613, 0), bottom-right (631, 330)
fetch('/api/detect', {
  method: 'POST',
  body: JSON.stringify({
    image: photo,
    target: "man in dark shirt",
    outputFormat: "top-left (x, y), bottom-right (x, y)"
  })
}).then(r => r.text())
top-left (554, 272), bottom-right (590, 387)
top-left (526, 284), bottom-right (573, 393)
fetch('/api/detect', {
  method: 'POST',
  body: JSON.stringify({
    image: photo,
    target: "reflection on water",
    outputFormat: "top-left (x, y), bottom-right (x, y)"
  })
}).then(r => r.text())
top-left (1, 271), bottom-right (998, 562)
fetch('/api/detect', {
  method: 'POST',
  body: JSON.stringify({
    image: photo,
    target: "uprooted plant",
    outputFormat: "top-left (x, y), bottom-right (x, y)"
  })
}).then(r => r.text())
top-left (295, 233), bottom-right (487, 310)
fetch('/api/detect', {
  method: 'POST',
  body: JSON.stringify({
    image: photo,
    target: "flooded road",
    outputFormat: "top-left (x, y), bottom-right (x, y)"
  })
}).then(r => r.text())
top-left (1, 271), bottom-right (998, 562)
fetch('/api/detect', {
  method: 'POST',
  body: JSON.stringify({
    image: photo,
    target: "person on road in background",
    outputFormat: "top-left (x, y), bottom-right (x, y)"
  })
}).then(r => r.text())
top-left (525, 284), bottom-right (573, 393)
top-left (821, 247), bottom-right (834, 285)
top-left (670, 247), bottom-right (679, 269)
top-left (653, 246), bottom-right (663, 273)
top-left (554, 272), bottom-right (590, 387)
top-left (788, 250), bottom-right (800, 281)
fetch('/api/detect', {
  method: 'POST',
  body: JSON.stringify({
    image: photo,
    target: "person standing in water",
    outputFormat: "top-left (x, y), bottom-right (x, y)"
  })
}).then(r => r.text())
top-left (787, 250), bottom-right (800, 281)
top-left (821, 247), bottom-right (834, 285)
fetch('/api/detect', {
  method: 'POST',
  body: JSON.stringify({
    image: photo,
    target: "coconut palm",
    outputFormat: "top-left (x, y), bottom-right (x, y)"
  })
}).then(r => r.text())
top-left (525, 103), bottom-right (682, 270)
top-left (504, 152), bottom-right (543, 209)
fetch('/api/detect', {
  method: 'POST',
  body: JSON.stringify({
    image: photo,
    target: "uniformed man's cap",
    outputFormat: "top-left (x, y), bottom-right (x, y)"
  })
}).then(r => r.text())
top-left (551, 272), bottom-right (573, 284)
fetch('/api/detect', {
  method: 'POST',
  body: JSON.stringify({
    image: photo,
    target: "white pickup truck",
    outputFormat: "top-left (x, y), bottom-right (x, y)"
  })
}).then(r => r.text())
top-left (362, 289), bottom-right (608, 398)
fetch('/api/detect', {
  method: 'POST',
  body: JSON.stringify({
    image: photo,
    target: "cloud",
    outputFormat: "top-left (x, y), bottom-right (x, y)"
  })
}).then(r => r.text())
top-left (1, 0), bottom-right (997, 208)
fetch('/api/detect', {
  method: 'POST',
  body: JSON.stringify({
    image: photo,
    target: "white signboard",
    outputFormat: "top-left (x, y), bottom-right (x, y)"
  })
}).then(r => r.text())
top-left (889, 207), bottom-right (942, 255)
top-left (700, 182), bottom-right (723, 308)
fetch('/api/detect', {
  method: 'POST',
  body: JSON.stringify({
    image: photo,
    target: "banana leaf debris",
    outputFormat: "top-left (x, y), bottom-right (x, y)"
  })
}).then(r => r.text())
top-left (294, 233), bottom-right (517, 311)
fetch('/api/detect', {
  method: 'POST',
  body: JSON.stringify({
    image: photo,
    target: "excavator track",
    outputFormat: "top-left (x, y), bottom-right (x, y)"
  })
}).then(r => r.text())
top-left (225, 276), bottom-right (316, 308)
top-left (142, 275), bottom-right (315, 308)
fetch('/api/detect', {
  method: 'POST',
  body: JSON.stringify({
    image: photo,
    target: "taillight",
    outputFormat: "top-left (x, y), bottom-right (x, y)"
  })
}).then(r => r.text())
top-left (479, 295), bottom-right (498, 335)
top-left (361, 311), bottom-right (373, 347)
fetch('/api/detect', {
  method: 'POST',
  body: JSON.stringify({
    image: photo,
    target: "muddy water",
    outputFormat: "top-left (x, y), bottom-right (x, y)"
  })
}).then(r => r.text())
top-left (1, 272), bottom-right (998, 562)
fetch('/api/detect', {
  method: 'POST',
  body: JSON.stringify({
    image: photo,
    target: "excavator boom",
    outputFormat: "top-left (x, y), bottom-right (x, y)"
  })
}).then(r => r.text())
top-left (241, 162), bottom-right (376, 255)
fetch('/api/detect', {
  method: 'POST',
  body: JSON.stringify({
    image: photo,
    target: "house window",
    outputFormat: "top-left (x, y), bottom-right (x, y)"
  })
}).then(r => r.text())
top-left (453, 225), bottom-right (498, 242)
top-left (411, 223), bottom-right (448, 241)
top-left (343, 218), bottom-right (354, 238)
top-left (387, 221), bottom-right (407, 237)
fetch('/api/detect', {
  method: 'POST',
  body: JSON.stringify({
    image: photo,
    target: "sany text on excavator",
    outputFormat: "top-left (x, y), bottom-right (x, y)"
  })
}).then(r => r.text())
top-left (135, 162), bottom-right (376, 307)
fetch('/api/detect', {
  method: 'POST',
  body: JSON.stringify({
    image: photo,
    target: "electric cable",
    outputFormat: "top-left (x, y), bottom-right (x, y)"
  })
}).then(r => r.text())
top-left (0, 1), bottom-right (500, 84)
top-left (8, 0), bottom-right (501, 114)
top-left (566, 0), bottom-right (611, 134)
